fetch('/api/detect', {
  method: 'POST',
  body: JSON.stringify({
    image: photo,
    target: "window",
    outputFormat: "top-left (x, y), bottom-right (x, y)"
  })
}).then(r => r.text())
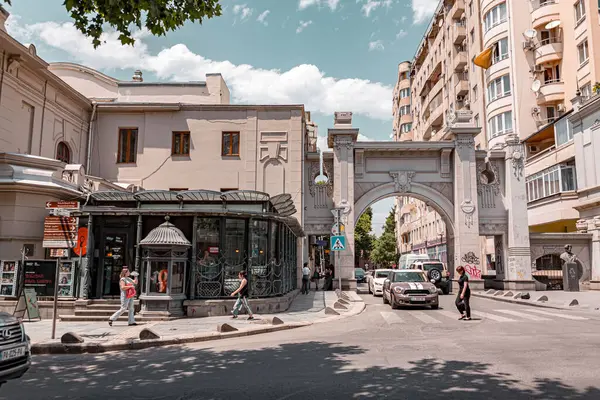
top-left (487, 74), bottom-right (511, 102)
top-left (578, 40), bottom-right (589, 65)
top-left (56, 141), bottom-right (70, 163)
top-left (581, 82), bottom-right (592, 99)
top-left (543, 65), bottom-right (561, 84)
top-left (492, 38), bottom-right (509, 64)
top-left (546, 106), bottom-right (556, 122)
top-left (484, 2), bottom-right (507, 32)
top-left (117, 128), bottom-right (137, 163)
top-left (526, 164), bottom-right (577, 202)
top-left (222, 132), bottom-right (240, 156)
top-left (574, 0), bottom-right (586, 24)
top-left (399, 88), bottom-right (410, 98)
top-left (224, 219), bottom-right (246, 265)
top-left (401, 123), bottom-right (412, 133)
top-left (171, 131), bottom-right (190, 156)
top-left (250, 220), bottom-right (268, 266)
top-left (554, 117), bottom-right (573, 147)
top-left (487, 111), bottom-right (513, 138)
top-left (197, 218), bottom-right (221, 262)
top-left (399, 105), bottom-right (411, 116)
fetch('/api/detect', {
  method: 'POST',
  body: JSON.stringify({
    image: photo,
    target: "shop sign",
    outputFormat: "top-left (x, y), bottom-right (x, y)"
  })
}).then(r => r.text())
top-left (208, 247), bottom-right (219, 254)
top-left (23, 260), bottom-right (56, 297)
top-left (50, 249), bottom-right (69, 258)
top-left (45, 201), bottom-right (80, 209)
top-left (73, 227), bottom-right (88, 256)
top-left (43, 216), bottom-right (78, 248)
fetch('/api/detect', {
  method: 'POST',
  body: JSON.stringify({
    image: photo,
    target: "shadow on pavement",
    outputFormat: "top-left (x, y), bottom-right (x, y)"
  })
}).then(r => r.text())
top-left (2, 341), bottom-right (598, 399)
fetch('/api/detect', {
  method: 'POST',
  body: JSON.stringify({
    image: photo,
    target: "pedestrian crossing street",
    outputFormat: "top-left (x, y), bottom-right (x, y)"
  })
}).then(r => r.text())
top-left (377, 307), bottom-right (590, 326)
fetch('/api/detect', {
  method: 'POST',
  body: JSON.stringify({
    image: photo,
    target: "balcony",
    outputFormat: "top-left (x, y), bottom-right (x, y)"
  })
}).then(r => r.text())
top-left (453, 51), bottom-right (467, 71)
top-left (535, 37), bottom-right (563, 65)
top-left (537, 80), bottom-right (565, 104)
top-left (449, 0), bottom-right (465, 19)
top-left (531, 0), bottom-right (560, 29)
top-left (453, 23), bottom-right (466, 45)
top-left (455, 73), bottom-right (469, 96)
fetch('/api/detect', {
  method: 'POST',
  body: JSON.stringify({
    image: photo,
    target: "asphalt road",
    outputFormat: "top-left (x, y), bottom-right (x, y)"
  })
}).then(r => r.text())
top-left (4, 293), bottom-right (600, 400)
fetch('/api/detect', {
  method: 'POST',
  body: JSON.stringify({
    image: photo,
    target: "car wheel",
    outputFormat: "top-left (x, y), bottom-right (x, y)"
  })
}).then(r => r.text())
top-left (383, 293), bottom-right (389, 304)
top-left (431, 304), bottom-right (439, 309)
top-left (428, 269), bottom-right (442, 283)
top-left (391, 294), bottom-right (399, 309)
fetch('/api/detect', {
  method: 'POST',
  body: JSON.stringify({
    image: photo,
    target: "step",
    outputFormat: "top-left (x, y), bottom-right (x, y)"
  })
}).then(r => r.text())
top-left (74, 309), bottom-right (124, 317)
top-left (59, 314), bottom-right (177, 322)
top-left (77, 304), bottom-right (141, 311)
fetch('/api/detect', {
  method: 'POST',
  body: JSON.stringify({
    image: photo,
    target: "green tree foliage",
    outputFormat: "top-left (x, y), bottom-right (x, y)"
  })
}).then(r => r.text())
top-left (1, 0), bottom-right (223, 48)
top-left (354, 207), bottom-right (375, 264)
top-left (371, 206), bottom-right (398, 268)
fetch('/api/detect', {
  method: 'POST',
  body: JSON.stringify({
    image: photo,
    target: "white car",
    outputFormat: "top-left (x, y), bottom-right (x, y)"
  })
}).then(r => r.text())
top-left (368, 269), bottom-right (394, 296)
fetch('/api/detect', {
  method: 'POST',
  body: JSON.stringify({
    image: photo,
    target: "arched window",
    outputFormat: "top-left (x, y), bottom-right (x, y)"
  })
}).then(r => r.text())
top-left (56, 142), bottom-right (70, 163)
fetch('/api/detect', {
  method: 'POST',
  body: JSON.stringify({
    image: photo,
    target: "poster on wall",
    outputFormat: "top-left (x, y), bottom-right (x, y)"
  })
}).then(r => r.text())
top-left (0, 260), bottom-right (19, 297)
top-left (58, 261), bottom-right (75, 297)
top-left (23, 260), bottom-right (56, 297)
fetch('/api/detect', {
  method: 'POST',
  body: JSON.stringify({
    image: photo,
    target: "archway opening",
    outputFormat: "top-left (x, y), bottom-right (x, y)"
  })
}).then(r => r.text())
top-left (56, 141), bottom-right (71, 163)
top-left (532, 254), bottom-right (583, 290)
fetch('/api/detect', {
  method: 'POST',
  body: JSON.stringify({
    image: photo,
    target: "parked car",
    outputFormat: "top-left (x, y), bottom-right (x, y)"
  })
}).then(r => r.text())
top-left (354, 268), bottom-right (366, 283)
top-left (0, 312), bottom-right (31, 387)
top-left (408, 261), bottom-right (451, 295)
top-left (398, 253), bottom-right (431, 269)
top-left (368, 269), bottom-right (393, 296)
top-left (382, 270), bottom-right (439, 309)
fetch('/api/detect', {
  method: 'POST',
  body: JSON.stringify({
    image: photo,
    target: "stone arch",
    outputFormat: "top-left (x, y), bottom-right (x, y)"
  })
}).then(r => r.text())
top-left (354, 182), bottom-right (456, 238)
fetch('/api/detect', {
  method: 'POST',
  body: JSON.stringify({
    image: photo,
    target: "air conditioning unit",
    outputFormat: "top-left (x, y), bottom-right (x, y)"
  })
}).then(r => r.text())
top-left (533, 65), bottom-right (543, 73)
top-left (531, 106), bottom-right (540, 115)
top-left (523, 40), bottom-right (535, 51)
top-left (528, 145), bottom-right (540, 154)
top-left (557, 104), bottom-right (566, 112)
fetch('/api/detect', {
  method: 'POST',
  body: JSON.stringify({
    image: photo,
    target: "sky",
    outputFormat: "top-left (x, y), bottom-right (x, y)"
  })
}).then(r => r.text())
top-left (4, 0), bottom-right (438, 235)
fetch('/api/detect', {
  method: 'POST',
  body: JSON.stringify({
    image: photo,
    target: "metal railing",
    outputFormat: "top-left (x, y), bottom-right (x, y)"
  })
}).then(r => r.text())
top-left (531, 0), bottom-right (558, 11)
top-left (536, 36), bottom-right (561, 48)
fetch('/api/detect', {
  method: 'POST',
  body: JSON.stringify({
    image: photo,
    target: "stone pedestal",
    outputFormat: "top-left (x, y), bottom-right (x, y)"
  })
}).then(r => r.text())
top-left (563, 262), bottom-right (580, 292)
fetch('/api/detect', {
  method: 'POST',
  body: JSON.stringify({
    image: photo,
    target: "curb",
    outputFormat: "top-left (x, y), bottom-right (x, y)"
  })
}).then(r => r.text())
top-left (31, 298), bottom-right (366, 355)
top-left (472, 293), bottom-right (578, 310)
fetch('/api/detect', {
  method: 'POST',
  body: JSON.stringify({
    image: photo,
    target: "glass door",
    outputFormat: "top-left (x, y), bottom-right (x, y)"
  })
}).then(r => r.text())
top-left (103, 234), bottom-right (127, 296)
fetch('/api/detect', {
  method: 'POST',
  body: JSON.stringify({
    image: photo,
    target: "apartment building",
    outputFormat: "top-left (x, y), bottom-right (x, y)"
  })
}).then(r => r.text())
top-left (392, 61), bottom-right (413, 141)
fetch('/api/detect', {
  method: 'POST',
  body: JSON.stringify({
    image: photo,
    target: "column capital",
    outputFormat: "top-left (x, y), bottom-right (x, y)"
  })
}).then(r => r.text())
top-left (328, 129), bottom-right (359, 149)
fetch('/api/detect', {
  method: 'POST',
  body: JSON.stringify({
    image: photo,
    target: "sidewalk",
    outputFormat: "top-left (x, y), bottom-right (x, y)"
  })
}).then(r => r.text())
top-left (472, 289), bottom-right (600, 311)
top-left (26, 289), bottom-right (364, 354)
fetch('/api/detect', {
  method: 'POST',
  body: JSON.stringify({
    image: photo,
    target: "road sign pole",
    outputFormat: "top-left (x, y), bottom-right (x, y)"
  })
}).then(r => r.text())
top-left (51, 256), bottom-right (60, 340)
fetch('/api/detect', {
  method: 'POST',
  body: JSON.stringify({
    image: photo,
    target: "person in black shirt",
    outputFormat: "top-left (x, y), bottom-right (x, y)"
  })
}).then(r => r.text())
top-left (455, 266), bottom-right (471, 321)
top-left (231, 270), bottom-right (254, 320)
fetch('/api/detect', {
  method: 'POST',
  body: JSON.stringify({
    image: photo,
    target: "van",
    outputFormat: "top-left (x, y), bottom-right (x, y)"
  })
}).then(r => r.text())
top-left (398, 254), bottom-right (431, 270)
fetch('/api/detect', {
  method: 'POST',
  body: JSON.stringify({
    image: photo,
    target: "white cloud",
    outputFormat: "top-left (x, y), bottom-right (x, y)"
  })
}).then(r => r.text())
top-left (233, 4), bottom-right (254, 21)
top-left (411, 0), bottom-right (438, 25)
top-left (368, 39), bottom-right (384, 51)
top-left (256, 10), bottom-right (270, 26)
top-left (296, 20), bottom-right (313, 33)
top-left (299, 0), bottom-right (340, 11)
top-left (6, 17), bottom-right (393, 121)
top-left (361, 0), bottom-right (382, 17)
top-left (395, 29), bottom-right (407, 39)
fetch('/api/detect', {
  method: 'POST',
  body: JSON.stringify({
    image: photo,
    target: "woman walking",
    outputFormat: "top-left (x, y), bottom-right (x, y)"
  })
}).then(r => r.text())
top-left (231, 270), bottom-right (254, 320)
top-left (312, 268), bottom-right (321, 291)
top-left (455, 266), bottom-right (471, 321)
top-left (108, 266), bottom-right (137, 326)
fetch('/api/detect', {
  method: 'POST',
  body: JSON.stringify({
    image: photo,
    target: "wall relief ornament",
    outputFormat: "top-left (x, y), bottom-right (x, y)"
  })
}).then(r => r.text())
top-left (455, 135), bottom-right (475, 151)
top-left (389, 171), bottom-right (415, 193)
top-left (460, 200), bottom-right (476, 228)
top-left (308, 161), bottom-right (333, 198)
top-left (510, 148), bottom-right (524, 180)
top-left (476, 161), bottom-right (501, 208)
top-left (333, 137), bottom-right (354, 150)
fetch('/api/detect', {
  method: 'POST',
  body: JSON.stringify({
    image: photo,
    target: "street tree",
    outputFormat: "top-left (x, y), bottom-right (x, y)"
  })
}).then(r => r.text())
top-left (371, 206), bottom-right (398, 268)
top-left (0, 0), bottom-right (223, 48)
top-left (354, 207), bottom-right (375, 265)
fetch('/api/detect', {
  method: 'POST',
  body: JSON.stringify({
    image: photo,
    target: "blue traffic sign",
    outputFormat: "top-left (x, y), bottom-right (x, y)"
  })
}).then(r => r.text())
top-left (330, 235), bottom-right (346, 251)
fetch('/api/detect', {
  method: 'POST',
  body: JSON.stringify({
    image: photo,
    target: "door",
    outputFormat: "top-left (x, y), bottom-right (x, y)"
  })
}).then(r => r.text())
top-left (103, 233), bottom-right (127, 296)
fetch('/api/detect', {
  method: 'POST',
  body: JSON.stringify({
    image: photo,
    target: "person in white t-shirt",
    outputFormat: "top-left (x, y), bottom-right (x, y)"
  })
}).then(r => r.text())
top-left (301, 263), bottom-right (311, 294)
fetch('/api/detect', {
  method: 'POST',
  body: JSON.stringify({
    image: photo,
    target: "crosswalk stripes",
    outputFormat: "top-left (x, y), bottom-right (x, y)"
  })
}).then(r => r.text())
top-left (408, 311), bottom-right (442, 324)
top-left (436, 310), bottom-right (462, 320)
top-left (473, 311), bottom-right (516, 322)
top-left (524, 308), bottom-right (589, 321)
top-left (494, 309), bottom-right (552, 321)
top-left (380, 311), bottom-right (404, 325)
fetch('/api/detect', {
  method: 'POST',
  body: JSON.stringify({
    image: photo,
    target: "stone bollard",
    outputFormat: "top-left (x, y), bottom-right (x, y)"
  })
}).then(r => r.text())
top-left (536, 295), bottom-right (549, 302)
top-left (61, 332), bottom-right (84, 344)
top-left (493, 290), bottom-right (504, 296)
top-left (325, 307), bottom-right (340, 315)
top-left (503, 291), bottom-right (514, 297)
top-left (217, 323), bottom-right (239, 333)
top-left (333, 301), bottom-right (348, 310)
top-left (567, 299), bottom-right (579, 307)
top-left (512, 292), bottom-right (523, 299)
top-left (338, 298), bottom-right (351, 306)
top-left (486, 289), bottom-right (496, 295)
top-left (266, 316), bottom-right (284, 325)
top-left (139, 328), bottom-right (161, 340)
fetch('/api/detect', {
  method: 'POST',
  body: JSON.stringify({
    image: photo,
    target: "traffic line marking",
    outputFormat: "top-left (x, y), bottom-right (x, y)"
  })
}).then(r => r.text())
top-left (380, 311), bottom-right (403, 325)
top-left (524, 309), bottom-right (589, 321)
top-left (473, 311), bottom-right (516, 322)
top-left (495, 309), bottom-right (551, 321)
top-left (408, 311), bottom-right (442, 324)
top-left (435, 310), bottom-right (461, 320)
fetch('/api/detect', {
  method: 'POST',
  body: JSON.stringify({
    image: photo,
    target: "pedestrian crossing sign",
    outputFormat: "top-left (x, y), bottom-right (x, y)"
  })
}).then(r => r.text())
top-left (330, 235), bottom-right (346, 251)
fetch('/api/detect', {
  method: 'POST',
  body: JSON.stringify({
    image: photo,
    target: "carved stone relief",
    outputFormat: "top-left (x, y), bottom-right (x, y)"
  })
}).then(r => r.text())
top-left (333, 136), bottom-right (354, 150)
top-left (440, 149), bottom-right (452, 178)
top-left (308, 161), bottom-right (333, 209)
top-left (259, 132), bottom-right (288, 163)
top-left (455, 134), bottom-right (475, 151)
top-left (476, 161), bottom-right (501, 208)
top-left (461, 200), bottom-right (476, 228)
top-left (389, 171), bottom-right (415, 193)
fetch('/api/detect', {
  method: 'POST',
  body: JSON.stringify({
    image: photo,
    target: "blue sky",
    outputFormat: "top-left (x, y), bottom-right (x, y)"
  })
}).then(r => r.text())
top-left (5, 0), bottom-right (438, 234)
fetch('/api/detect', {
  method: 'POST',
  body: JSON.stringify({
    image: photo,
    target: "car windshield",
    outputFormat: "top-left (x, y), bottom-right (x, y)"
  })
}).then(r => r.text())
top-left (355, 269), bottom-right (364, 275)
top-left (422, 263), bottom-right (443, 271)
top-left (375, 271), bottom-right (390, 278)
top-left (393, 271), bottom-right (427, 282)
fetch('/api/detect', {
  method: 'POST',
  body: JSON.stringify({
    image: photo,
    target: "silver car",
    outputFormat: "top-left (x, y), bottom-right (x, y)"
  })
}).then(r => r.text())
top-left (382, 270), bottom-right (439, 309)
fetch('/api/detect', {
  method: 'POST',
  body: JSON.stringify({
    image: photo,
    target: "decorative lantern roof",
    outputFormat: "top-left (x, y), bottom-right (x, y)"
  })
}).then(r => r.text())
top-left (140, 216), bottom-right (191, 247)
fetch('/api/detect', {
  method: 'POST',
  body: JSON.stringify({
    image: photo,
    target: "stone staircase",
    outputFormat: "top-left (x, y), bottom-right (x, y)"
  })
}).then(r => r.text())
top-left (59, 299), bottom-right (176, 322)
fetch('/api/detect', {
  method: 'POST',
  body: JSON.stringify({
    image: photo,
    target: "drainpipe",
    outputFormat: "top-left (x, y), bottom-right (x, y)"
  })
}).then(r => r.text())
top-left (0, 51), bottom-right (5, 106)
top-left (86, 102), bottom-right (97, 173)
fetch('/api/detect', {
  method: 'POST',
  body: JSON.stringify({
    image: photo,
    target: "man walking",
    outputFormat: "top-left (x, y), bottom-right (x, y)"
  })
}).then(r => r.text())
top-left (301, 262), bottom-right (311, 294)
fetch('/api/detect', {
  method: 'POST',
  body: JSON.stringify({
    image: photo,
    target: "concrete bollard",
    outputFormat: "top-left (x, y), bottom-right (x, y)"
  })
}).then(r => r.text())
top-left (217, 323), bottom-right (239, 333)
top-left (486, 289), bottom-right (496, 295)
top-left (324, 307), bottom-right (340, 315)
top-left (61, 332), bottom-right (84, 344)
top-left (536, 295), bottom-right (549, 302)
top-left (493, 290), bottom-right (504, 296)
top-left (139, 328), bottom-right (161, 340)
top-left (503, 291), bottom-right (514, 297)
top-left (338, 298), bottom-right (351, 306)
top-left (512, 292), bottom-right (523, 299)
top-left (567, 299), bottom-right (579, 307)
top-left (266, 316), bottom-right (284, 325)
top-left (333, 301), bottom-right (348, 310)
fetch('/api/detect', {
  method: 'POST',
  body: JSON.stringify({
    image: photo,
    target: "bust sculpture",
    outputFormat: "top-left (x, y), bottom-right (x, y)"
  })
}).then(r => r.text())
top-left (560, 244), bottom-right (577, 265)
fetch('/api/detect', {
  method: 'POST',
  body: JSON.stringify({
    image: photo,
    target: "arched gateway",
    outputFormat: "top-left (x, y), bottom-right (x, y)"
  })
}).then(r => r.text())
top-left (303, 111), bottom-right (535, 291)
